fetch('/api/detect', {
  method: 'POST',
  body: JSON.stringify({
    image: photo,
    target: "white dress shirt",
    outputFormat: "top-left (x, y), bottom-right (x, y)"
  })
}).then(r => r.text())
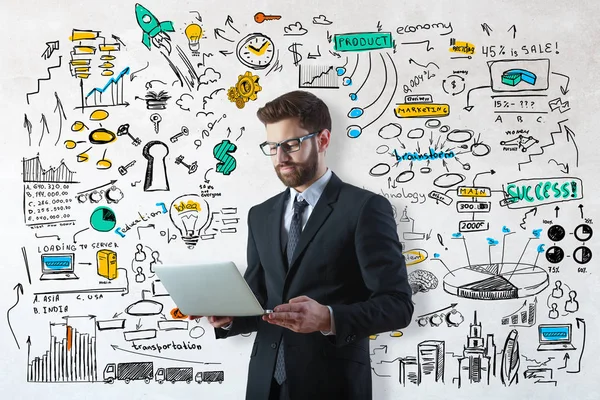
top-left (223, 168), bottom-right (336, 335)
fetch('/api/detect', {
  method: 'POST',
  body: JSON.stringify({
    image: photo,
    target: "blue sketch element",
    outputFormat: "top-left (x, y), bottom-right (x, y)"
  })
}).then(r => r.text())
top-left (433, 253), bottom-right (440, 258)
top-left (348, 107), bottom-right (363, 118)
top-left (501, 69), bottom-right (537, 86)
top-left (533, 228), bottom-right (542, 238)
top-left (336, 67), bottom-right (346, 76)
top-left (537, 244), bottom-right (546, 253)
top-left (349, 93), bottom-right (358, 101)
top-left (343, 77), bottom-right (352, 86)
top-left (135, 3), bottom-right (175, 53)
top-left (86, 67), bottom-right (130, 98)
top-left (487, 237), bottom-right (499, 246)
top-left (346, 125), bottom-right (362, 139)
top-left (452, 232), bottom-right (462, 238)
top-left (502, 226), bottom-right (511, 233)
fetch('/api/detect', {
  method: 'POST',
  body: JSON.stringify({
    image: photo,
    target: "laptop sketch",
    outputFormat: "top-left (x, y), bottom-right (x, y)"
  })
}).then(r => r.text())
top-left (154, 261), bottom-right (273, 317)
top-left (40, 253), bottom-right (79, 280)
top-left (537, 324), bottom-right (575, 351)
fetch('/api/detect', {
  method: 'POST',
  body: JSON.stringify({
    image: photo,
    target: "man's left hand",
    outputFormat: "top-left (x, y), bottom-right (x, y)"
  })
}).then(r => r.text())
top-left (262, 295), bottom-right (330, 333)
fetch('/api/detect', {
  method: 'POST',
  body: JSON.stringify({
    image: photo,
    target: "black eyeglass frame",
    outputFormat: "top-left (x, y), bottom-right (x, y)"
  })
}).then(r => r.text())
top-left (259, 131), bottom-right (320, 156)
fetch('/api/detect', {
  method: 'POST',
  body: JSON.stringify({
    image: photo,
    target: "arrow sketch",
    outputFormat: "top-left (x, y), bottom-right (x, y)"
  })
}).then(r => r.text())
top-left (110, 344), bottom-right (221, 365)
top-left (7, 283), bottom-right (24, 349)
top-left (53, 92), bottom-right (67, 146)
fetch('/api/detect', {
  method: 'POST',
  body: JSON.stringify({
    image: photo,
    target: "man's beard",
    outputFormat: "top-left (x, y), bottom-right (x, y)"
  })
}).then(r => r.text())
top-left (275, 144), bottom-right (318, 188)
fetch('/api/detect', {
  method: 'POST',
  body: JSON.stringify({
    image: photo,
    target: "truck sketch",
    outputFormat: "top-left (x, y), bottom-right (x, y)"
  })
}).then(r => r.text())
top-left (103, 362), bottom-right (153, 384)
top-left (156, 367), bottom-right (193, 384)
top-left (195, 370), bottom-right (224, 384)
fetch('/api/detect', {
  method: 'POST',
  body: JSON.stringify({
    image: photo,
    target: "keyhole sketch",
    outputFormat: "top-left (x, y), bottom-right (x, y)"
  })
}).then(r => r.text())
top-left (142, 140), bottom-right (170, 191)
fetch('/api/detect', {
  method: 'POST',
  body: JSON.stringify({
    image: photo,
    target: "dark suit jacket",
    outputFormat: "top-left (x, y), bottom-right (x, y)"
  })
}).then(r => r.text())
top-left (215, 172), bottom-right (413, 399)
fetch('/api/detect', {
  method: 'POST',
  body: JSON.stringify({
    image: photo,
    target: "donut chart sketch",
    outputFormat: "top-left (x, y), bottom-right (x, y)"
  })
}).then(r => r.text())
top-left (443, 263), bottom-right (549, 300)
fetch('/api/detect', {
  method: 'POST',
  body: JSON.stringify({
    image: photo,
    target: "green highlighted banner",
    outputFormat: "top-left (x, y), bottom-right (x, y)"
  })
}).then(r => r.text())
top-left (333, 32), bottom-right (393, 52)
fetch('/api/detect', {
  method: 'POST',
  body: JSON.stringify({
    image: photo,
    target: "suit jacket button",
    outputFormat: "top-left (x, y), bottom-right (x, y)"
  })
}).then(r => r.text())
top-left (345, 335), bottom-right (352, 343)
top-left (271, 342), bottom-right (277, 349)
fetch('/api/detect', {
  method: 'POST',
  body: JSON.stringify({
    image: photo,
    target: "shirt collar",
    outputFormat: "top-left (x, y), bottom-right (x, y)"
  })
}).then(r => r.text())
top-left (289, 168), bottom-right (332, 208)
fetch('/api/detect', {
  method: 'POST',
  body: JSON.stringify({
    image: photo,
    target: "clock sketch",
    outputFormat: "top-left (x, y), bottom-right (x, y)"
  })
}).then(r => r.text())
top-left (236, 33), bottom-right (275, 70)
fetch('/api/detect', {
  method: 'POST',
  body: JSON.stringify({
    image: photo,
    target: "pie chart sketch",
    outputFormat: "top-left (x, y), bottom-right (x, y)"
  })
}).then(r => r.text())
top-left (90, 206), bottom-right (117, 232)
top-left (545, 246), bottom-right (564, 264)
top-left (573, 246), bottom-right (592, 264)
top-left (443, 262), bottom-right (549, 301)
top-left (574, 223), bottom-right (593, 242)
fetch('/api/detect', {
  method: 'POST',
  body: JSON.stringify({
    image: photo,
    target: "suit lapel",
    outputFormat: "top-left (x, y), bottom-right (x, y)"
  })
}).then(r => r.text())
top-left (268, 188), bottom-right (290, 282)
top-left (286, 173), bottom-right (343, 278)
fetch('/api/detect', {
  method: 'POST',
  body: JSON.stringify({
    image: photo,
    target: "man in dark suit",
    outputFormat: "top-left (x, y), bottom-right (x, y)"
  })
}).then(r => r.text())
top-left (204, 90), bottom-right (413, 399)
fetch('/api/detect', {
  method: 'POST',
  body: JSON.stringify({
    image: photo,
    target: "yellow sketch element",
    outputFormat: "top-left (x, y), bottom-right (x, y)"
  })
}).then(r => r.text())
top-left (96, 149), bottom-right (112, 170)
top-left (71, 121), bottom-right (87, 131)
top-left (90, 128), bottom-right (117, 144)
top-left (97, 249), bottom-right (118, 280)
top-left (73, 46), bottom-right (96, 54)
top-left (64, 140), bottom-right (77, 149)
top-left (77, 150), bottom-right (90, 162)
top-left (100, 55), bottom-right (116, 60)
top-left (170, 307), bottom-right (188, 319)
top-left (96, 158), bottom-right (112, 169)
top-left (70, 30), bottom-right (98, 41)
top-left (449, 40), bottom-right (476, 55)
top-left (369, 334), bottom-right (378, 340)
top-left (403, 249), bottom-right (428, 266)
top-left (100, 62), bottom-right (114, 69)
top-left (457, 186), bottom-right (491, 197)
top-left (99, 44), bottom-right (119, 52)
top-left (74, 67), bottom-right (90, 73)
top-left (185, 24), bottom-right (203, 43)
top-left (90, 110), bottom-right (109, 121)
top-left (70, 59), bottom-right (89, 66)
top-left (236, 72), bottom-right (262, 101)
top-left (247, 40), bottom-right (271, 56)
top-left (390, 330), bottom-right (403, 338)
top-left (394, 103), bottom-right (449, 118)
top-left (172, 199), bottom-right (202, 212)
top-left (101, 70), bottom-right (114, 76)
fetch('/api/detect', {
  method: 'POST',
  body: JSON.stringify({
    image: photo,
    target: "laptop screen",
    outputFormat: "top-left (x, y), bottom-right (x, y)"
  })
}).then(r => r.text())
top-left (41, 253), bottom-right (74, 273)
top-left (538, 324), bottom-right (571, 343)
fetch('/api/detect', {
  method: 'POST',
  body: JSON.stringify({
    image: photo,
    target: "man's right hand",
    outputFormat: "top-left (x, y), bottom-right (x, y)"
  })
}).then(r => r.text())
top-left (189, 315), bottom-right (233, 328)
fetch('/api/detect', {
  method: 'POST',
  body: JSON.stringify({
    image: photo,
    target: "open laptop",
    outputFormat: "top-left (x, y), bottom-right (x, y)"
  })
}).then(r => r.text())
top-left (537, 324), bottom-right (576, 351)
top-left (40, 253), bottom-right (79, 280)
top-left (153, 261), bottom-right (272, 317)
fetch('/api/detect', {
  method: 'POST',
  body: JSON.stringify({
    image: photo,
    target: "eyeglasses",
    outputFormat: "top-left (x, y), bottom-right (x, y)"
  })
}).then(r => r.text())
top-left (259, 132), bottom-right (319, 156)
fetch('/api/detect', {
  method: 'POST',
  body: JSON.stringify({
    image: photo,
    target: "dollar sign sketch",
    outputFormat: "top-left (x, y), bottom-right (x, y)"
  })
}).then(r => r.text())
top-left (213, 139), bottom-right (237, 175)
top-left (451, 80), bottom-right (456, 89)
top-left (288, 43), bottom-right (303, 66)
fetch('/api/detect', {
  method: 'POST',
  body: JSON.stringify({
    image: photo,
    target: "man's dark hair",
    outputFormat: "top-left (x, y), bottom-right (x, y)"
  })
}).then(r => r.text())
top-left (256, 90), bottom-right (332, 133)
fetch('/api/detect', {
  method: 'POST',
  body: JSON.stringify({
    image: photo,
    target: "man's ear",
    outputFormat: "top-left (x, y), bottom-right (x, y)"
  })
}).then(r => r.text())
top-left (319, 129), bottom-right (331, 152)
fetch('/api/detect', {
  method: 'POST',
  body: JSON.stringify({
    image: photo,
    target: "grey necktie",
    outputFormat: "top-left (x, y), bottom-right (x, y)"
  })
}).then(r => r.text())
top-left (274, 195), bottom-right (308, 385)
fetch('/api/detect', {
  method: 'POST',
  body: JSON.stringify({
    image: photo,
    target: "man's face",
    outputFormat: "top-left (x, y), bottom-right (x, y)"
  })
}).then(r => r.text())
top-left (265, 118), bottom-right (319, 189)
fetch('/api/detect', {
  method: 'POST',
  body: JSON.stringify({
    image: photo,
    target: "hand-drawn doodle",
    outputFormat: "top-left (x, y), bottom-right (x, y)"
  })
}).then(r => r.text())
top-left (312, 15), bottom-right (332, 25)
top-left (284, 22), bottom-right (308, 36)
top-left (26, 56), bottom-right (62, 105)
top-left (135, 3), bottom-right (174, 53)
top-left (7, 283), bottom-right (24, 349)
top-left (213, 140), bottom-right (237, 175)
top-left (254, 12), bottom-right (281, 24)
top-left (228, 71), bottom-right (262, 109)
top-left (169, 194), bottom-right (210, 248)
top-left (143, 141), bottom-right (170, 191)
top-left (185, 23), bottom-right (203, 56)
top-left (27, 316), bottom-right (99, 382)
top-left (236, 33), bottom-right (275, 70)
top-left (174, 155), bottom-right (198, 174)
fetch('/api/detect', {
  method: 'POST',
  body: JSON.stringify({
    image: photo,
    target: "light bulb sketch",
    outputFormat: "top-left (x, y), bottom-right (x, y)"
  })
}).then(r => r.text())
top-left (185, 23), bottom-right (202, 55)
top-left (169, 194), bottom-right (209, 248)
